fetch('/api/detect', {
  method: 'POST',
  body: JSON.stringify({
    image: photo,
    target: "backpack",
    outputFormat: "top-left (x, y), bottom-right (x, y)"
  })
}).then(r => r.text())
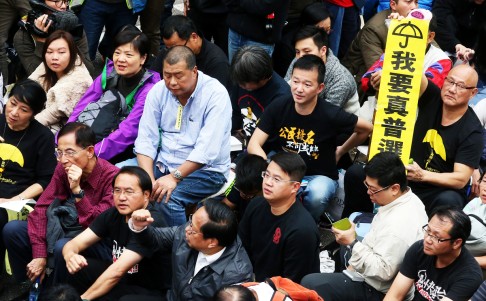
top-left (77, 61), bottom-right (148, 143)
top-left (242, 276), bottom-right (323, 301)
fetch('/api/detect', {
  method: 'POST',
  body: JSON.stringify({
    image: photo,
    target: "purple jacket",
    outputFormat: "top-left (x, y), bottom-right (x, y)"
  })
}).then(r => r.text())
top-left (68, 60), bottom-right (161, 160)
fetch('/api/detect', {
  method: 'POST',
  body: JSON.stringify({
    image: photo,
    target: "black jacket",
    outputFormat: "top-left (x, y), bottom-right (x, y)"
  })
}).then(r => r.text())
top-left (432, 0), bottom-right (486, 53)
top-left (223, 0), bottom-right (291, 44)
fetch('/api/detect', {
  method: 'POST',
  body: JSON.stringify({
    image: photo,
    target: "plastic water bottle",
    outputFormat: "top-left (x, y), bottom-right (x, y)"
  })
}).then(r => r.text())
top-left (28, 278), bottom-right (41, 301)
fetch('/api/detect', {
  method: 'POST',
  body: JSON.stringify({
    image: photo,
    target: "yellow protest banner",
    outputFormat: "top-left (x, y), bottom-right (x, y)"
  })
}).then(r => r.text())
top-left (368, 18), bottom-right (429, 165)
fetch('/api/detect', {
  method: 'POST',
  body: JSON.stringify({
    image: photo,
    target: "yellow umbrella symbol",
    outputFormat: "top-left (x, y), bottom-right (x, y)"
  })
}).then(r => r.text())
top-left (422, 129), bottom-right (446, 161)
top-left (392, 21), bottom-right (424, 48)
top-left (0, 143), bottom-right (25, 167)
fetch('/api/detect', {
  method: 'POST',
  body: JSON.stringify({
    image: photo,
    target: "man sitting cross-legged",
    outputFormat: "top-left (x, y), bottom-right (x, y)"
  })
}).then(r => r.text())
top-left (301, 152), bottom-right (428, 301)
top-left (63, 166), bottom-right (171, 301)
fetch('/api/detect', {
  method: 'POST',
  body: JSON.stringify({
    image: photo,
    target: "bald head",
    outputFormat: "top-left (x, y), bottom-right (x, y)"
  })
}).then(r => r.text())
top-left (441, 64), bottom-right (478, 108)
top-left (164, 45), bottom-right (196, 70)
top-left (449, 64), bottom-right (479, 87)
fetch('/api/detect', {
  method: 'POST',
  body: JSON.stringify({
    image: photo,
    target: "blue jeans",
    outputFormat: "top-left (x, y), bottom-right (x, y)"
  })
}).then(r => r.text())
top-left (3, 220), bottom-right (111, 284)
top-left (154, 167), bottom-right (226, 226)
top-left (298, 175), bottom-right (338, 222)
top-left (326, 3), bottom-right (360, 59)
top-left (78, 0), bottom-right (137, 60)
top-left (228, 28), bottom-right (274, 63)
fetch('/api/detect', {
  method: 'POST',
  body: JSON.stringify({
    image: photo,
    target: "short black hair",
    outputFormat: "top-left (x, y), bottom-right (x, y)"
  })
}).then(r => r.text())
top-left (214, 285), bottom-right (256, 301)
top-left (302, 2), bottom-right (332, 26)
top-left (294, 25), bottom-right (329, 58)
top-left (113, 25), bottom-right (150, 58)
top-left (39, 284), bottom-right (80, 301)
top-left (164, 45), bottom-right (196, 70)
top-left (364, 152), bottom-right (408, 191)
top-left (162, 15), bottom-right (198, 40)
top-left (200, 199), bottom-right (238, 247)
top-left (270, 152), bottom-right (307, 182)
top-left (9, 78), bottom-right (47, 115)
top-left (479, 169), bottom-right (486, 184)
top-left (429, 206), bottom-right (471, 247)
top-left (292, 54), bottom-right (326, 84)
top-left (58, 122), bottom-right (96, 148)
top-left (234, 154), bottom-right (268, 194)
top-left (112, 166), bottom-right (153, 194)
top-left (230, 46), bottom-right (273, 84)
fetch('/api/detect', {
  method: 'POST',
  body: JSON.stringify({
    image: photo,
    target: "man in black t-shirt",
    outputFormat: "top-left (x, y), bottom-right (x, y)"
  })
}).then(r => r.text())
top-left (230, 45), bottom-right (290, 142)
top-left (247, 55), bottom-right (373, 221)
top-left (406, 64), bottom-right (483, 213)
top-left (63, 166), bottom-right (170, 301)
top-left (239, 152), bottom-right (320, 282)
top-left (343, 64), bottom-right (484, 217)
top-left (385, 207), bottom-right (483, 301)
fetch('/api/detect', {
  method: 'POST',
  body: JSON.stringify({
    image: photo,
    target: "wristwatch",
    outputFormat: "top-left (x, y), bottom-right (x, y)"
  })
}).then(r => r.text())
top-left (347, 239), bottom-right (358, 250)
top-left (172, 169), bottom-right (183, 181)
top-left (73, 189), bottom-right (85, 199)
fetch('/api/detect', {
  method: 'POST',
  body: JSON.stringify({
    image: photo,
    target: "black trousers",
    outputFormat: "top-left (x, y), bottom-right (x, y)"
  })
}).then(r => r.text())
top-left (301, 272), bottom-right (385, 301)
top-left (68, 258), bottom-right (166, 301)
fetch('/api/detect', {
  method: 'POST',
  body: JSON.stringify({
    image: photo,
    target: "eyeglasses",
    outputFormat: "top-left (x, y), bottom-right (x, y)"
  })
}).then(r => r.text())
top-left (55, 148), bottom-right (85, 159)
top-left (444, 77), bottom-right (476, 91)
top-left (187, 214), bottom-right (201, 235)
top-left (422, 225), bottom-right (454, 244)
top-left (363, 181), bottom-right (391, 195)
top-left (234, 186), bottom-right (258, 200)
top-left (46, 0), bottom-right (69, 8)
top-left (113, 188), bottom-right (141, 197)
top-left (261, 171), bottom-right (298, 185)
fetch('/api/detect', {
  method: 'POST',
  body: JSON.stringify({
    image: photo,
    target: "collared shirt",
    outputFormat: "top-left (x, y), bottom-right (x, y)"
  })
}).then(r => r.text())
top-left (134, 71), bottom-right (231, 177)
top-left (27, 158), bottom-right (119, 258)
top-left (194, 247), bottom-right (226, 276)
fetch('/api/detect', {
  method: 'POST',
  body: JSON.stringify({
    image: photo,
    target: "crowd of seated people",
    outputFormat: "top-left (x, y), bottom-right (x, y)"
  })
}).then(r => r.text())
top-left (1, 0), bottom-right (486, 300)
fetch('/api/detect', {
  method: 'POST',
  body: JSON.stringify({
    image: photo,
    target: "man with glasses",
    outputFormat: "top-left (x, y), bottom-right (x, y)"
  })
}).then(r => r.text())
top-left (135, 46), bottom-right (231, 227)
top-left (152, 15), bottom-right (230, 90)
top-left (344, 64), bottom-right (483, 217)
top-left (63, 166), bottom-right (170, 301)
top-left (238, 152), bottom-right (320, 282)
top-left (129, 198), bottom-right (253, 301)
top-left (405, 64), bottom-right (483, 213)
top-left (385, 206), bottom-right (483, 300)
top-left (301, 152), bottom-right (427, 301)
top-left (3, 122), bottom-right (118, 285)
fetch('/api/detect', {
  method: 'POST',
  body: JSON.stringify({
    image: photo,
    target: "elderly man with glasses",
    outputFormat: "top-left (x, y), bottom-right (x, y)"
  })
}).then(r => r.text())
top-left (129, 198), bottom-right (252, 301)
top-left (344, 64), bottom-right (484, 217)
top-left (385, 206), bottom-right (483, 301)
top-left (3, 122), bottom-right (119, 287)
top-left (302, 151), bottom-right (427, 301)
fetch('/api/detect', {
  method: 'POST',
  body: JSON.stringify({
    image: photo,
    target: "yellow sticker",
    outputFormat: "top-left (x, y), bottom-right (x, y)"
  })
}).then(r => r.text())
top-left (175, 104), bottom-right (183, 130)
top-left (368, 18), bottom-right (429, 166)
